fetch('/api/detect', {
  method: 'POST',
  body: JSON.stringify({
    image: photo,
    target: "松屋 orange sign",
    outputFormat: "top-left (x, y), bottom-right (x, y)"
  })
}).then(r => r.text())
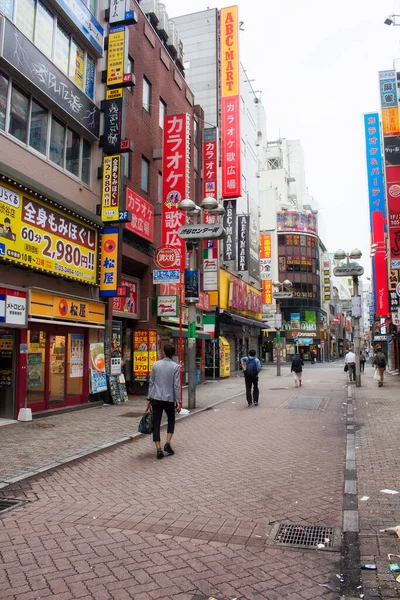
top-left (220, 6), bottom-right (239, 97)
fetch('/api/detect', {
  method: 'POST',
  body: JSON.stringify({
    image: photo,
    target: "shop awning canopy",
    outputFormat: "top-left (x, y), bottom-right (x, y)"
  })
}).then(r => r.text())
top-left (220, 310), bottom-right (264, 329)
top-left (161, 326), bottom-right (211, 339)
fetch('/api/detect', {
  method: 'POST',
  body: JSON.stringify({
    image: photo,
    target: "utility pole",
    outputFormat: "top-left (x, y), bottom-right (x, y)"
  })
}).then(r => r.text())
top-left (186, 242), bottom-right (198, 410)
top-left (275, 301), bottom-right (282, 376)
top-left (353, 275), bottom-right (361, 388)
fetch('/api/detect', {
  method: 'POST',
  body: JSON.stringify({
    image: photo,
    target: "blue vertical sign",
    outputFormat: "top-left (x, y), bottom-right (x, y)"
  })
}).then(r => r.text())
top-left (379, 70), bottom-right (398, 108)
top-left (363, 113), bottom-right (386, 226)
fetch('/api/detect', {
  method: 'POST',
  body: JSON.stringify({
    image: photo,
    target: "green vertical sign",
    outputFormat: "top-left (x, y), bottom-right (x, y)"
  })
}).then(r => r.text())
top-left (188, 322), bottom-right (196, 339)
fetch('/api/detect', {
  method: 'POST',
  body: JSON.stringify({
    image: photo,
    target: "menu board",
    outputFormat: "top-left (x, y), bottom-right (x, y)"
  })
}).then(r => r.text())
top-left (0, 332), bottom-right (13, 387)
top-left (89, 342), bottom-right (107, 393)
top-left (27, 353), bottom-right (42, 388)
top-left (133, 330), bottom-right (157, 381)
top-left (70, 334), bottom-right (84, 378)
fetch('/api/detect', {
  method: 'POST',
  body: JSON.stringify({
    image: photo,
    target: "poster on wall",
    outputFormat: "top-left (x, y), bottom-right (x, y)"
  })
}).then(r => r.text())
top-left (70, 334), bottom-right (84, 378)
top-left (89, 342), bottom-right (107, 393)
top-left (133, 330), bottom-right (157, 380)
top-left (27, 353), bottom-right (42, 388)
top-left (111, 321), bottom-right (122, 375)
top-left (0, 332), bottom-right (13, 387)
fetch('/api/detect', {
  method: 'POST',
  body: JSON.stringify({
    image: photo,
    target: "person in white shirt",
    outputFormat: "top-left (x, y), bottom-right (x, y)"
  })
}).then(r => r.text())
top-left (345, 349), bottom-right (356, 382)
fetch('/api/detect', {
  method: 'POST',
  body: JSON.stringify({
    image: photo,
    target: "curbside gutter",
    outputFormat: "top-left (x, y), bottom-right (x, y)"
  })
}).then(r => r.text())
top-left (340, 382), bottom-right (362, 598)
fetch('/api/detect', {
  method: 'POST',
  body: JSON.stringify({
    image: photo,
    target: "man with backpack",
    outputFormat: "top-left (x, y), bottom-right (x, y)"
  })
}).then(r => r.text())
top-left (240, 349), bottom-right (262, 406)
top-left (291, 353), bottom-right (304, 388)
top-left (373, 347), bottom-right (386, 387)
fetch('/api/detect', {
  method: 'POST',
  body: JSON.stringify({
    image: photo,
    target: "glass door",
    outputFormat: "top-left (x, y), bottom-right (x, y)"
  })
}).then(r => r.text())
top-left (49, 335), bottom-right (66, 406)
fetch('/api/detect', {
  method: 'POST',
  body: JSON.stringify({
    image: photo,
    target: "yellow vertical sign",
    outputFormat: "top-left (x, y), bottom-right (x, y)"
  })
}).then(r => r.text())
top-left (101, 155), bottom-right (120, 222)
top-left (107, 25), bottom-right (125, 86)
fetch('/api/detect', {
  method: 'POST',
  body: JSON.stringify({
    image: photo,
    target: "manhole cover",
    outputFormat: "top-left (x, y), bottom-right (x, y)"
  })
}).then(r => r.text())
top-left (0, 499), bottom-right (27, 516)
top-left (273, 523), bottom-right (334, 548)
top-left (288, 396), bottom-right (323, 409)
top-left (120, 412), bottom-right (144, 418)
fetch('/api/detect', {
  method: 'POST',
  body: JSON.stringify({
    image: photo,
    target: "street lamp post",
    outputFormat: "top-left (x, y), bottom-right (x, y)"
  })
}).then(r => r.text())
top-left (272, 280), bottom-right (293, 376)
top-left (333, 248), bottom-right (363, 387)
top-left (178, 197), bottom-right (223, 410)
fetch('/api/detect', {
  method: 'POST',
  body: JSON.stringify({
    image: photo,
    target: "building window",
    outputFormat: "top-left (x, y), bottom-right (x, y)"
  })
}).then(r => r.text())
top-left (0, 71), bottom-right (9, 131)
top-left (81, 138), bottom-right (91, 185)
top-left (69, 40), bottom-right (85, 89)
top-left (66, 128), bottom-right (80, 176)
top-left (35, 2), bottom-right (54, 58)
top-left (50, 116), bottom-right (65, 166)
top-left (159, 98), bottom-right (166, 128)
top-left (54, 23), bottom-right (70, 74)
top-left (158, 171), bottom-right (162, 203)
top-left (142, 77), bottom-right (151, 113)
top-left (122, 153), bottom-right (130, 179)
top-left (9, 86), bottom-right (29, 143)
top-left (16, 0), bottom-right (35, 40)
top-left (82, 0), bottom-right (97, 17)
top-left (141, 156), bottom-right (150, 192)
top-left (29, 99), bottom-right (48, 155)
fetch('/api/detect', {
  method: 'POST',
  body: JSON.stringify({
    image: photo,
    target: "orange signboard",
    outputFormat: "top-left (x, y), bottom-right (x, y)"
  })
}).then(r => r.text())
top-left (260, 234), bottom-right (271, 259)
top-left (220, 6), bottom-right (239, 97)
top-left (262, 280), bottom-right (272, 304)
top-left (382, 107), bottom-right (400, 135)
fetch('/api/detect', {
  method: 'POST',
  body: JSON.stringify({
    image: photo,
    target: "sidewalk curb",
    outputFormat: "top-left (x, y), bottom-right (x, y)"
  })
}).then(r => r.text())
top-left (341, 382), bottom-right (361, 597)
top-left (0, 389), bottom-right (246, 492)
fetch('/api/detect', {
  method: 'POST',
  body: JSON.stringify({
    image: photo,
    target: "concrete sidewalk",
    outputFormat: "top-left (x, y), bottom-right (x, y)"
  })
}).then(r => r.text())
top-left (353, 364), bottom-right (400, 599)
top-left (0, 366), bottom-right (293, 487)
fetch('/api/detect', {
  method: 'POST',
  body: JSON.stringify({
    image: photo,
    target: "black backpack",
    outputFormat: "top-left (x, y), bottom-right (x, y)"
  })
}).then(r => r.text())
top-left (292, 358), bottom-right (303, 373)
top-left (376, 353), bottom-right (386, 368)
top-left (245, 357), bottom-right (258, 376)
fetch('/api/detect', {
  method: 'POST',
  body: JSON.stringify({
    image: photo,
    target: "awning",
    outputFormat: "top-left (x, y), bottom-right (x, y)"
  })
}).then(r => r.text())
top-left (161, 326), bottom-right (211, 339)
top-left (220, 310), bottom-right (264, 329)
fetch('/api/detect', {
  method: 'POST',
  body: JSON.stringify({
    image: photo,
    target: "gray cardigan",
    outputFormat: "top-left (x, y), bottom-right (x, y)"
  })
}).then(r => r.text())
top-left (148, 358), bottom-right (180, 404)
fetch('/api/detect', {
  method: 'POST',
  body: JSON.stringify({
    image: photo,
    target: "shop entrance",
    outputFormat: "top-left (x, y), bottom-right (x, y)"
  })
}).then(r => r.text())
top-left (0, 329), bottom-right (16, 419)
top-left (27, 327), bottom-right (85, 412)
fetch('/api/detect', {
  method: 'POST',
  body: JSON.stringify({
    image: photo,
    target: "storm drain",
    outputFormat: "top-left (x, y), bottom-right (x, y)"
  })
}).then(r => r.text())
top-left (119, 412), bottom-right (145, 418)
top-left (273, 523), bottom-right (335, 549)
top-left (0, 499), bottom-right (26, 516)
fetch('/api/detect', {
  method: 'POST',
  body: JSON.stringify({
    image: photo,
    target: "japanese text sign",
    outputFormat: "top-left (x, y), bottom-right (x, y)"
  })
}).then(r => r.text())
top-left (103, 89), bottom-right (123, 154)
top-left (99, 227), bottom-right (119, 297)
top-left (133, 330), bottom-right (157, 380)
top-left (101, 155), bottom-right (121, 222)
top-left (379, 70), bottom-right (398, 108)
top-left (220, 6), bottom-right (241, 198)
top-left (260, 234), bottom-right (271, 259)
top-left (222, 199), bottom-right (236, 261)
top-left (157, 295), bottom-right (178, 317)
top-left (0, 288), bottom-right (27, 326)
top-left (125, 188), bottom-right (154, 242)
top-left (237, 215), bottom-right (248, 272)
top-left (364, 113), bottom-right (386, 222)
top-left (262, 280), bottom-right (272, 305)
top-left (107, 25), bottom-right (125, 86)
top-left (0, 182), bottom-right (97, 285)
top-left (372, 210), bottom-right (389, 316)
top-left (203, 128), bottom-right (218, 198)
top-left (162, 114), bottom-right (189, 269)
top-left (112, 276), bottom-right (139, 318)
top-left (29, 290), bottom-right (105, 324)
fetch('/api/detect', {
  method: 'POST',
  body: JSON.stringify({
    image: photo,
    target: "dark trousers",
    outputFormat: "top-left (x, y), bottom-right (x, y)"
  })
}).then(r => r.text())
top-left (245, 375), bottom-right (259, 405)
top-left (150, 399), bottom-right (175, 442)
top-left (360, 361), bottom-right (365, 373)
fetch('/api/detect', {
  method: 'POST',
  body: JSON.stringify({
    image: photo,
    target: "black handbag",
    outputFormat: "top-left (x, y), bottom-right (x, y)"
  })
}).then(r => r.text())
top-left (344, 364), bottom-right (349, 372)
top-left (138, 409), bottom-right (153, 434)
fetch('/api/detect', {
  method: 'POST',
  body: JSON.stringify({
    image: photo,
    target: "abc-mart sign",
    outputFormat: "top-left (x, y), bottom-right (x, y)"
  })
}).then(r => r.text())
top-left (154, 246), bottom-right (181, 270)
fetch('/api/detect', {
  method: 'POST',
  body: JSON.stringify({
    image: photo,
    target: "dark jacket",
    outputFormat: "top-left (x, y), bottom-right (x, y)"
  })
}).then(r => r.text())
top-left (373, 352), bottom-right (386, 369)
top-left (291, 356), bottom-right (304, 373)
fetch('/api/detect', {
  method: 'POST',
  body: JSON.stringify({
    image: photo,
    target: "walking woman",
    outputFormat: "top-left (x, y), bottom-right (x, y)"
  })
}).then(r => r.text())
top-left (148, 344), bottom-right (182, 459)
top-left (291, 353), bottom-right (304, 388)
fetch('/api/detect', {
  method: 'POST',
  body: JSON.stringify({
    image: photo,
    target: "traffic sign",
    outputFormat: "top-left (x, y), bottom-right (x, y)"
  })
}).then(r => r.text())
top-left (273, 291), bottom-right (293, 299)
top-left (154, 245), bottom-right (181, 269)
top-left (333, 266), bottom-right (364, 277)
top-left (293, 337), bottom-right (299, 343)
top-left (153, 269), bottom-right (181, 284)
top-left (178, 224), bottom-right (226, 240)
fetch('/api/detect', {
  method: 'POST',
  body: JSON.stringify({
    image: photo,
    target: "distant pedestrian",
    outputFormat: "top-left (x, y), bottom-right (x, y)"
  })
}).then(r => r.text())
top-left (360, 351), bottom-right (366, 373)
top-left (148, 344), bottom-right (181, 459)
top-left (291, 353), bottom-right (304, 388)
top-left (373, 347), bottom-right (386, 387)
top-left (310, 349), bottom-right (316, 364)
top-left (345, 348), bottom-right (356, 382)
top-left (240, 349), bottom-right (262, 406)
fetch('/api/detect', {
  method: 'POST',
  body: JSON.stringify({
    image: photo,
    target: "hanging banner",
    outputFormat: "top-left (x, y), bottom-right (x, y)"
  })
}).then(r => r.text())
top-left (161, 114), bottom-right (189, 269)
top-left (103, 88), bottom-right (123, 154)
top-left (222, 199), bottom-right (236, 261)
top-left (220, 6), bottom-right (241, 198)
top-left (203, 128), bottom-right (218, 198)
top-left (125, 188), bottom-right (154, 242)
top-left (101, 155), bottom-right (121, 222)
top-left (237, 215), bottom-right (249, 272)
top-left (70, 334), bottom-right (84, 377)
top-left (363, 114), bottom-right (386, 225)
top-left (372, 210), bottom-right (389, 316)
top-left (99, 227), bottom-right (119, 297)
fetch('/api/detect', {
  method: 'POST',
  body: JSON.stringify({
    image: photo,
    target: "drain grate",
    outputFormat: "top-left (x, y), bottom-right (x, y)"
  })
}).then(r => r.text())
top-left (273, 523), bottom-right (334, 548)
top-left (0, 499), bottom-right (26, 516)
top-left (119, 412), bottom-right (145, 418)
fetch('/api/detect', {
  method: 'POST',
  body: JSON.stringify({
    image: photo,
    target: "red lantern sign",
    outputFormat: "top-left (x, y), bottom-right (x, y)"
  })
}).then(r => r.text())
top-left (154, 245), bottom-right (181, 270)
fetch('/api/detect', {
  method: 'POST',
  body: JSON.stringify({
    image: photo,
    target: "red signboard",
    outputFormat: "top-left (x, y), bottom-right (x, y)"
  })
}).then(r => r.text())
top-left (203, 129), bottom-right (218, 198)
top-left (161, 114), bottom-right (189, 269)
top-left (372, 210), bottom-right (389, 316)
top-left (154, 245), bottom-right (181, 269)
top-left (112, 277), bottom-right (139, 318)
top-left (125, 188), bottom-right (154, 242)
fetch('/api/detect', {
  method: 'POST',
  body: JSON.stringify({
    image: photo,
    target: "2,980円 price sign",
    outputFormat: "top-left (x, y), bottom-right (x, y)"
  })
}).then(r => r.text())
top-left (0, 183), bottom-right (98, 285)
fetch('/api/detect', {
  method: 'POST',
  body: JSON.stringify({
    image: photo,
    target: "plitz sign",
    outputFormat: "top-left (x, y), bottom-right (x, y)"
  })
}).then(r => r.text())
top-left (178, 224), bottom-right (226, 240)
top-left (333, 266), bottom-right (364, 276)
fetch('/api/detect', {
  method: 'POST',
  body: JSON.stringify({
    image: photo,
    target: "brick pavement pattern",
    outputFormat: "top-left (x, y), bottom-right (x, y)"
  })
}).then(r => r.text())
top-left (0, 366), bottom-right (347, 599)
top-left (354, 364), bottom-right (400, 599)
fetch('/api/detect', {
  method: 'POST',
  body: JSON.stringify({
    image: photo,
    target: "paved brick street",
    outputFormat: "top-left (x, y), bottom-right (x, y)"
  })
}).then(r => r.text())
top-left (0, 364), bottom-right (347, 599)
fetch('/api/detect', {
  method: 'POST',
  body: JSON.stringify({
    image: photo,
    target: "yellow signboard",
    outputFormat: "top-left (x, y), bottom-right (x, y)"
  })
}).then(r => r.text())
top-left (99, 227), bottom-right (119, 297)
top-left (382, 107), bottom-right (400, 135)
top-left (107, 25), bottom-right (125, 86)
top-left (101, 155), bottom-right (120, 222)
top-left (0, 181), bottom-right (97, 284)
top-left (220, 6), bottom-right (239, 97)
top-left (29, 290), bottom-right (105, 325)
top-left (134, 351), bottom-right (149, 380)
top-left (106, 88), bottom-right (123, 100)
top-left (219, 336), bottom-right (231, 378)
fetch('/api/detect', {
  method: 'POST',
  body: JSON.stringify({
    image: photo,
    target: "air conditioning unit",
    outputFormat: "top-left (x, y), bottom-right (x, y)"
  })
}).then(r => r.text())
top-left (140, 0), bottom-right (160, 26)
top-left (157, 3), bottom-right (169, 41)
top-left (167, 19), bottom-right (178, 56)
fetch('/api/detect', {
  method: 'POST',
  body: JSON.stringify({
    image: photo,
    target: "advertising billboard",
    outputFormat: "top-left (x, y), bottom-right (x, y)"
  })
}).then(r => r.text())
top-left (277, 211), bottom-right (318, 235)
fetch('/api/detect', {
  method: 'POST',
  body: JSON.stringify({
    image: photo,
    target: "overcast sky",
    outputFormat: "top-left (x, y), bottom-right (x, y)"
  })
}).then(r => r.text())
top-left (164, 0), bottom-right (400, 278)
